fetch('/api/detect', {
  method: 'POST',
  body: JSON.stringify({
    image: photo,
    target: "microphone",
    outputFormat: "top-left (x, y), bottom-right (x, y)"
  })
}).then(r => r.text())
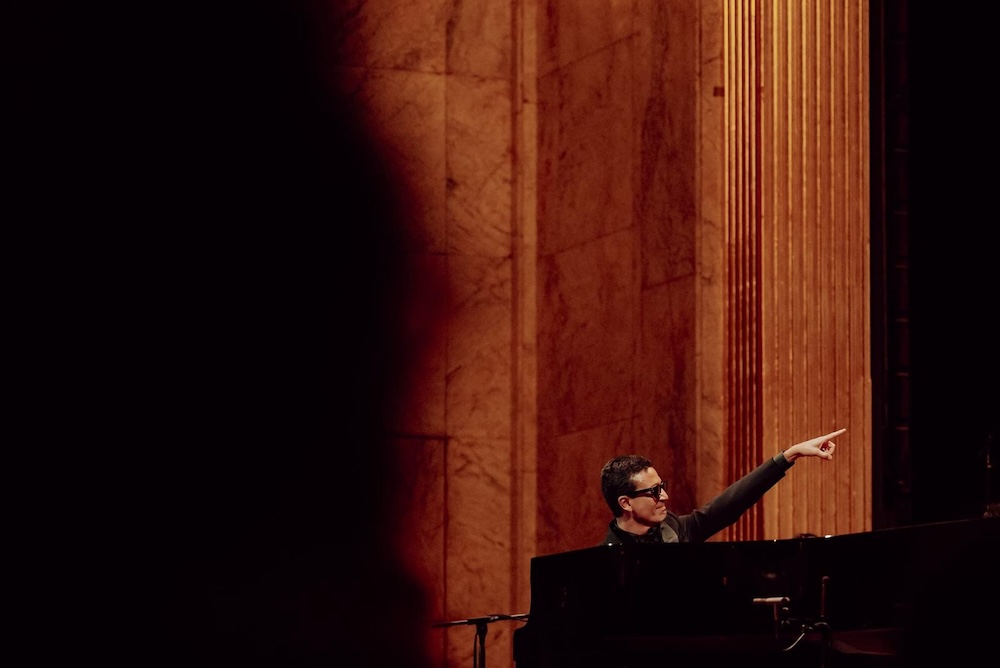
top-left (752, 596), bottom-right (789, 606)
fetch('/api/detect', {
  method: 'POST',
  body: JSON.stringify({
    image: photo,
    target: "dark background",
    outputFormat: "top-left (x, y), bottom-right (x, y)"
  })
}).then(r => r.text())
top-left (871, 0), bottom-right (998, 529)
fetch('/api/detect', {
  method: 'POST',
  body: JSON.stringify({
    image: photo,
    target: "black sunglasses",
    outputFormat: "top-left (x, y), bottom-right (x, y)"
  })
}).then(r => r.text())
top-left (626, 481), bottom-right (668, 500)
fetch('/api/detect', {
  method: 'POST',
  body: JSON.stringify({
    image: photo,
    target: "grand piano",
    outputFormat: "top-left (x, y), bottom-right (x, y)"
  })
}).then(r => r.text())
top-left (512, 517), bottom-right (999, 667)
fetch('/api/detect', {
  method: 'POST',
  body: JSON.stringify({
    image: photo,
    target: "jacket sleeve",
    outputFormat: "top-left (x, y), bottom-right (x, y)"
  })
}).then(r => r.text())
top-left (674, 454), bottom-right (792, 543)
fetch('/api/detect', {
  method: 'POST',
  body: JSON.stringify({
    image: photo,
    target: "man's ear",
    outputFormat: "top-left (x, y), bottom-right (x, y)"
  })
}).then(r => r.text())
top-left (617, 495), bottom-right (631, 513)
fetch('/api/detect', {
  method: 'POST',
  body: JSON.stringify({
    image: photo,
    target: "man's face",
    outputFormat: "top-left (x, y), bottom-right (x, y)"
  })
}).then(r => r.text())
top-left (623, 466), bottom-right (669, 526)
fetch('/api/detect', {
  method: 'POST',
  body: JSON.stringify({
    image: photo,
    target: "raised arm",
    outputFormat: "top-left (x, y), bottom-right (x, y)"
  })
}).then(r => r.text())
top-left (782, 427), bottom-right (845, 462)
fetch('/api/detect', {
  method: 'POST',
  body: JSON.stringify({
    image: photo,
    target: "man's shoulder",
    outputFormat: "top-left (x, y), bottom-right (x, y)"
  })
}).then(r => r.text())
top-left (660, 514), bottom-right (682, 543)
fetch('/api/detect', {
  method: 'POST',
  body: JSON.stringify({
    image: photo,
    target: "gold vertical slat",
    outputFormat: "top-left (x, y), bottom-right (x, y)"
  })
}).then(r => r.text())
top-left (858, 0), bottom-right (872, 534)
top-left (767, 0), bottom-right (784, 533)
top-left (749, 0), bottom-right (761, 540)
top-left (723, 2), bottom-right (731, 535)
top-left (759, 0), bottom-right (774, 538)
top-left (803, 0), bottom-right (821, 536)
top-left (768, 0), bottom-right (788, 540)
top-left (813, 0), bottom-right (825, 534)
top-left (731, 0), bottom-right (742, 539)
top-left (845, 0), bottom-right (860, 535)
top-left (731, 0), bottom-right (741, 535)
top-left (825, 0), bottom-right (840, 534)
top-left (723, 1), bottom-right (735, 539)
top-left (741, 0), bottom-right (750, 539)
top-left (803, 0), bottom-right (818, 535)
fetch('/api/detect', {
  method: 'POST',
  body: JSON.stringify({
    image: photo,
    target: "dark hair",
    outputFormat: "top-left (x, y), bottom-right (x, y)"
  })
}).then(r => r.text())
top-left (601, 455), bottom-right (653, 517)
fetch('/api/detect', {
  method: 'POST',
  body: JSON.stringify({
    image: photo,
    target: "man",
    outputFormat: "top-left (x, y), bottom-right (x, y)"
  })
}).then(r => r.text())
top-left (601, 428), bottom-right (845, 544)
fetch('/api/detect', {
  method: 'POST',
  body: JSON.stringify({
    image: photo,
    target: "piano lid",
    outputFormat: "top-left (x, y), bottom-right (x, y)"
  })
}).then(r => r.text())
top-left (514, 517), bottom-right (999, 667)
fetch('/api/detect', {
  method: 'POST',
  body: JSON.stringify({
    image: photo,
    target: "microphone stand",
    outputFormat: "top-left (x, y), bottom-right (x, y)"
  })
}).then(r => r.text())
top-left (768, 575), bottom-right (833, 667)
top-left (432, 613), bottom-right (529, 668)
top-left (982, 431), bottom-right (996, 518)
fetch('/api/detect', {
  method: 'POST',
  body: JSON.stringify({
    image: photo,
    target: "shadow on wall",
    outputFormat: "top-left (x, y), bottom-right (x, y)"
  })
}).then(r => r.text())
top-left (11, 3), bottom-right (444, 666)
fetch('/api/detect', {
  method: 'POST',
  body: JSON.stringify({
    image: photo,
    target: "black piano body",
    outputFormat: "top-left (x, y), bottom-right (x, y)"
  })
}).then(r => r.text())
top-left (513, 517), bottom-right (999, 667)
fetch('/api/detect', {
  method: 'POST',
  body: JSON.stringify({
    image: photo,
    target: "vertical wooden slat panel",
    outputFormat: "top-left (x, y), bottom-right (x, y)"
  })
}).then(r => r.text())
top-left (804, 0), bottom-right (819, 535)
top-left (800, 2), bottom-right (813, 532)
top-left (726, 0), bottom-right (735, 539)
top-left (815, 0), bottom-right (828, 533)
top-left (734, 0), bottom-right (743, 534)
top-left (742, 0), bottom-right (755, 540)
top-left (723, 1), bottom-right (736, 539)
top-left (750, 0), bottom-right (763, 538)
top-left (726, 0), bottom-right (764, 542)
top-left (852, 0), bottom-right (873, 534)
top-left (724, 0), bottom-right (870, 539)
top-left (759, 0), bottom-right (774, 538)
top-left (826, 0), bottom-right (842, 535)
top-left (732, 0), bottom-right (742, 536)
top-left (771, 0), bottom-right (793, 540)
top-left (843, 0), bottom-right (859, 536)
top-left (742, 0), bottom-right (752, 539)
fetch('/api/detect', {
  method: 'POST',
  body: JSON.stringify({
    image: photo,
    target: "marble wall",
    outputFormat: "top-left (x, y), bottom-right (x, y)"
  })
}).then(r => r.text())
top-left (331, 2), bottom-right (520, 665)
top-left (331, 1), bottom-right (715, 665)
top-left (536, 0), bottom-right (706, 557)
